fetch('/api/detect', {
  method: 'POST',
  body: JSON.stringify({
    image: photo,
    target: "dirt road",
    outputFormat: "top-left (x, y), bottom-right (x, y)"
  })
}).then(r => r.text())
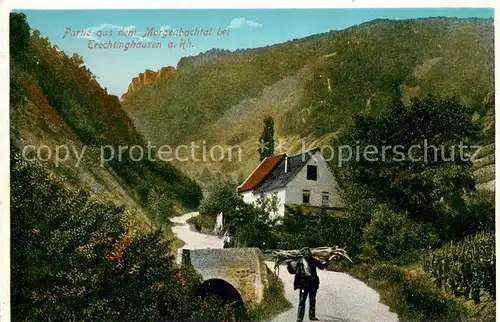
top-left (265, 261), bottom-right (398, 322)
top-left (170, 212), bottom-right (223, 250)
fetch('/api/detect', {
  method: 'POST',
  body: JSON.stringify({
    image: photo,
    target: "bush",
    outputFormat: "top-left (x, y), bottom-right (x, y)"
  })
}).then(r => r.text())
top-left (439, 190), bottom-right (495, 241)
top-left (335, 96), bottom-right (481, 243)
top-left (370, 263), bottom-right (405, 284)
top-left (362, 204), bottom-right (438, 264)
top-left (187, 213), bottom-right (216, 232)
top-left (274, 207), bottom-right (365, 260)
top-left (230, 202), bottom-right (279, 249)
top-left (200, 184), bottom-right (365, 255)
top-left (190, 294), bottom-right (240, 321)
top-left (401, 269), bottom-right (468, 320)
top-left (199, 182), bottom-right (242, 217)
top-left (198, 182), bottom-right (279, 248)
top-left (247, 267), bottom-right (292, 321)
top-left (422, 230), bottom-right (495, 302)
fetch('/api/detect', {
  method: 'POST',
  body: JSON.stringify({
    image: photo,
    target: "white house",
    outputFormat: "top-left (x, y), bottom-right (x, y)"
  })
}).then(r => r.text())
top-left (237, 148), bottom-right (343, 219)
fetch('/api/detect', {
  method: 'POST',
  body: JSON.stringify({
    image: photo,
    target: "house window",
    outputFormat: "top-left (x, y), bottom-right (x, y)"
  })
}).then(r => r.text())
top-left (322, 192), bottom-right (330, 206)
top-left (307, 165), bottom-right (317, 181)
top-left (302, 190), bottom-right (310, 204)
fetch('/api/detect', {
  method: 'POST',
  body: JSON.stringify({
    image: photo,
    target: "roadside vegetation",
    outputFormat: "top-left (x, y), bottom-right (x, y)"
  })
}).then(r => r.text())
top-left (187, 213), bottom-right (216, 232)
top-left (246, 267), bottom-right (293, 321)
top-left (10, 11), bottom-right (494, 321)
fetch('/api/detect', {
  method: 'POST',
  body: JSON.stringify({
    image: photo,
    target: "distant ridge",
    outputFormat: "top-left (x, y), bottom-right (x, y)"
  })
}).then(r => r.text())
top-left (121, 17), bottom-right (494, 187)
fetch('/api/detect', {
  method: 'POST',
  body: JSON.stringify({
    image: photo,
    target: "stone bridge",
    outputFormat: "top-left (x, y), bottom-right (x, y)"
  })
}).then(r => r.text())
top-left (180, 247), bottom-right (269, 310)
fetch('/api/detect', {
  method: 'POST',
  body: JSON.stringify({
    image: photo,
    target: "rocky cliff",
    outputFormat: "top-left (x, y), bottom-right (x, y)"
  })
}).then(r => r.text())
top-left (121, 66), bottom-right (175, 101)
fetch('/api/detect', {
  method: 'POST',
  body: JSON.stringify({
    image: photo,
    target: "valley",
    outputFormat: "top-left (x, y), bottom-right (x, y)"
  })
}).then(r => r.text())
top-left (8, 11), bottom-right (495, 322)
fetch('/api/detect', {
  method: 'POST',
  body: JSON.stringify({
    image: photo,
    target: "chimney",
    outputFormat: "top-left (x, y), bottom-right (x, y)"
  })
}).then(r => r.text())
top-left (284, 156), bottom-right (288, 173)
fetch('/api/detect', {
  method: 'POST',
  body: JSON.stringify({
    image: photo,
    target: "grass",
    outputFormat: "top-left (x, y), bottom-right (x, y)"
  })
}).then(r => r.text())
top-left (246, 267), bottom-right (292, 321)
top-left (464, 295), bottom-right (496, 321)
top-left (187, 213), bottom-right (216, 232)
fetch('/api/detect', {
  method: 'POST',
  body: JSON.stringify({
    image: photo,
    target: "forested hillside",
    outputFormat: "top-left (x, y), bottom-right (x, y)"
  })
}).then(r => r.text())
top-left (10, 11), bottom-right (495, 321)
top-left (121, 17), bottom-right (494, 186)
top-left (10, 13), bottom-right (202, 226)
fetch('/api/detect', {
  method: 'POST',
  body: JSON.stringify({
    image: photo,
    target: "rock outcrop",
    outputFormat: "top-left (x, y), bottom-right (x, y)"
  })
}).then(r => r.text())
top-left (121, 66), bottom-right (175, 101)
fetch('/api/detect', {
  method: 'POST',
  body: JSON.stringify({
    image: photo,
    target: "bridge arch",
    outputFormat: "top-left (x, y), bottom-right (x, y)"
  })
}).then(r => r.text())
top-left (198, 278), bottom-right (246, 320)
top-left (198, 278), bottom-right (243, 302)
top-left (181, 248), bottom-right (269, 308)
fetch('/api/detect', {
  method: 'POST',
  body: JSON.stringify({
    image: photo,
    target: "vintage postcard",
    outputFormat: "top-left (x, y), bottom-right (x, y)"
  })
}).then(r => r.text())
top-left (3, 2), bottom-right (497, 321)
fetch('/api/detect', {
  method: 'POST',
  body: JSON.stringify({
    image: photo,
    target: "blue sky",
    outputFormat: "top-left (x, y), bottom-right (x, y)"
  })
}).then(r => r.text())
top-left (16, 8), bottom-right (494, 96)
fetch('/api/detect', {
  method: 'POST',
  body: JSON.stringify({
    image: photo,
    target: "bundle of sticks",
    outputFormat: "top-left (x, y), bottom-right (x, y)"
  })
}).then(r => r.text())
top-left (270, 246), bottom-right (352, 274)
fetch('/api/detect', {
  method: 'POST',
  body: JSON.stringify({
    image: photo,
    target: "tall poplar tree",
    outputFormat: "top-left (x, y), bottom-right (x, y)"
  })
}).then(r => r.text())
top-left (259, 116), bottom-right (275, 161)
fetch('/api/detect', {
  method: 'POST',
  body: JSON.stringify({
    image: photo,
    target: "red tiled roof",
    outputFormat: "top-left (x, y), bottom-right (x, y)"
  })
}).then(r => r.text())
top-left (237, 154), bottom-right (285, 193)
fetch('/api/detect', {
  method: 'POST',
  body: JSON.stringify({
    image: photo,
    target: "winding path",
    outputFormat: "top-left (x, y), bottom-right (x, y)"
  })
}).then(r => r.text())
top-left (171, 212), bottom-right (398, 322)
top-left (171, 212), bottom-right (223, 250)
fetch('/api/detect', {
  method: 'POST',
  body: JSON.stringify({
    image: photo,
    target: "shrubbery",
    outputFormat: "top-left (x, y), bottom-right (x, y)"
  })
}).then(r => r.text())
top-left (247, 267), bottom-right (292, 321)
top-left (362, 204), bottom-right (438, 264)
top-left (199, 182), bottom-right (241, 218)
top-left (331, 96), bottom-right (495, 259)
top-left (200, 183), bottom-right (365, 257)
top-left (326, 96), bottom-right (496, 320)
top-left (198, 182), bottom-right (278, 248)
top-left (273, 206), bottom-right (365, 258)
top-left (187, 213), bottom-right (216, 232)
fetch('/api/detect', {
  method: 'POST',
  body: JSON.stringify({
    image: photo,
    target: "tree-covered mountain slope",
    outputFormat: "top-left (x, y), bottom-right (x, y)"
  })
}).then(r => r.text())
top-left (10, 13), bottom-right (202, 230)
top-left (122, 17), bottom-right (493, 187)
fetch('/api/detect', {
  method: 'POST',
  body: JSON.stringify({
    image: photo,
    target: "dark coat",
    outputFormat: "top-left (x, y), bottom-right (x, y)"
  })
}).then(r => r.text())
top-left (290, 256), bottom-right (327, 290)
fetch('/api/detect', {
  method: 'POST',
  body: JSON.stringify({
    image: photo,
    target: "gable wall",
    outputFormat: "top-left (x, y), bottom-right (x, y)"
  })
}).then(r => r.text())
top-left (285, 150), bottom-right (342, 208)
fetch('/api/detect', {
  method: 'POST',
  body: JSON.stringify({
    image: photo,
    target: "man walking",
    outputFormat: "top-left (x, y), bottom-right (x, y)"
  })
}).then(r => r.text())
top-left (222, 231), bottom-right (231, 248)
top-left (292, 248), bottom-right (328, 321)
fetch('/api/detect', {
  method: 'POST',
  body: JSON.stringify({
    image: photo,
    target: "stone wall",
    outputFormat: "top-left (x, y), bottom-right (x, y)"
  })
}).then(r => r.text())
top-left (474, 142), bottom-right (495, 193)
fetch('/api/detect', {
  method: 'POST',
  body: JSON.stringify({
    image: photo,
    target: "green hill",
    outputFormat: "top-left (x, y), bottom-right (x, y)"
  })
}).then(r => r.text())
top-left (10, 13), bottom-right (202, 231)
top-left (121, 17), bottom-right (494, 187)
